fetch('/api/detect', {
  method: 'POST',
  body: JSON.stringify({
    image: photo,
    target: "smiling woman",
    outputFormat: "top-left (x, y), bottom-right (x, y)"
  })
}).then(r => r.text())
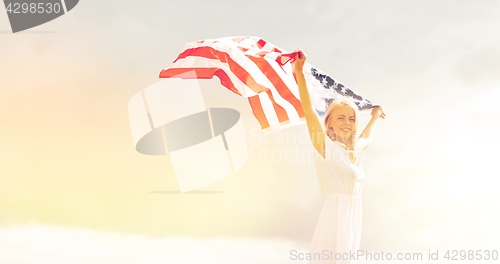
top-left (324, 99), bottom-right (360, 166)
top-left (326, 104), bottom-right (356, 141)
top-left (292, 49), bottom-right (386, 263)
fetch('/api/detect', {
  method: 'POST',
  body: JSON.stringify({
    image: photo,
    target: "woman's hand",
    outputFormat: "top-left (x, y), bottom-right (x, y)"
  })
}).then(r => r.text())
top-left (292, 49), bottom-right (307, 73)
top-left (371, 106), bottom-right (387, 119)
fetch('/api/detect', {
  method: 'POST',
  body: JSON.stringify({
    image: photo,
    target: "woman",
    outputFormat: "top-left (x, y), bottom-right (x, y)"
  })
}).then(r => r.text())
top-left (292, 49), bottom-right (386, 263)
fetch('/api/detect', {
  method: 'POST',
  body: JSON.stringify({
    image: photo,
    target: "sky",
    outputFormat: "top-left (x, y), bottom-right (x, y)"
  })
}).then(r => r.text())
top-left (1, 0), bottom-right (500, 263)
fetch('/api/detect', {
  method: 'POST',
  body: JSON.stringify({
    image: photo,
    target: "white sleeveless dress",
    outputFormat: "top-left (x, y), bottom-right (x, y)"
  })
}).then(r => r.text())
top-left (309, 136), bottom-right (366, 264)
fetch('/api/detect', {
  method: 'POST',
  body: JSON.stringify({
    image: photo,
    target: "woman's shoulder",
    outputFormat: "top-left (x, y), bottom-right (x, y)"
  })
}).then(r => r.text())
top-left (325, 135), bottom-right (347, 150)
top-left (321, 136), bottom-right (349, 163)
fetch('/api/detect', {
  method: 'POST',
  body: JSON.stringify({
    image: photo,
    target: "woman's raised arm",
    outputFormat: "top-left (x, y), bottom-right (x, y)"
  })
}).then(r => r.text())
top-left (293, 49), bottom-right (326, 158)
top-left (355, 106), bottom-right (386, 154)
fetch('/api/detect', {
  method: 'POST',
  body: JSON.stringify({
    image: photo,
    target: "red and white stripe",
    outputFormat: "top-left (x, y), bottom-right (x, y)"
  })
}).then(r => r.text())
top-left (160, 36), bottom-right (305, 131)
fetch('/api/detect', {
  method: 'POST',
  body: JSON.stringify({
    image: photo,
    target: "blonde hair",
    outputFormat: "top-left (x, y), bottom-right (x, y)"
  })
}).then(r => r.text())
top-left (324, 97), bottom-right (360, 166)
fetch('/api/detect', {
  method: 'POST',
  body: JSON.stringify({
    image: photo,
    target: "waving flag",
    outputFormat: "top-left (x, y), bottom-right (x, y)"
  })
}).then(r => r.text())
top-left (160, 36), bottom-right (377, 131)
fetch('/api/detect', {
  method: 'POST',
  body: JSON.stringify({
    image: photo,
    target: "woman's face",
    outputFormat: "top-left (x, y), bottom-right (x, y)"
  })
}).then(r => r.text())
top-left (327, 105), bottom-right (356, 142)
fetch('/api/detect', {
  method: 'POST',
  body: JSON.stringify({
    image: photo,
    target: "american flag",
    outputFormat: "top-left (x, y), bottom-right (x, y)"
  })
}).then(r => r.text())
top-left (160, 36), bottom-right (377, 131)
